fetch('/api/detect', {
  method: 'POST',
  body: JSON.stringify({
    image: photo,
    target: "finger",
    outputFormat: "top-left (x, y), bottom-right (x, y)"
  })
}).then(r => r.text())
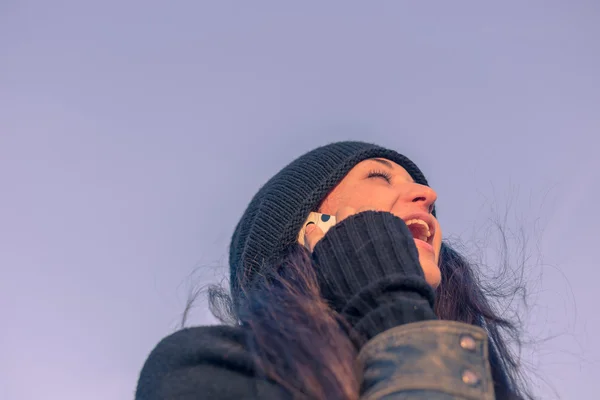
top-left (304, 222), bottom-right (325, 253)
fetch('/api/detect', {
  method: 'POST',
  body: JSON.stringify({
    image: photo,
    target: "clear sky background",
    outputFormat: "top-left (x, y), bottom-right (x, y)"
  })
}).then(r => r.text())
top-left (1, 1), bottom-right (598, 399)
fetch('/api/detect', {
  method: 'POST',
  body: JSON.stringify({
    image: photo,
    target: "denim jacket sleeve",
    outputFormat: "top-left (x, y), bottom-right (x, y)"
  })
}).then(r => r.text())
top-left (357, 320), bottom-right (495, 400)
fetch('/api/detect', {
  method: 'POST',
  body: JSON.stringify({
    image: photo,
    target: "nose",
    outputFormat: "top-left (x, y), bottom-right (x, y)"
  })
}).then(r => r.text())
top-left (401, 183), bottom-right (437, 213)
top-left (413, 184), bottom-right (437, 213)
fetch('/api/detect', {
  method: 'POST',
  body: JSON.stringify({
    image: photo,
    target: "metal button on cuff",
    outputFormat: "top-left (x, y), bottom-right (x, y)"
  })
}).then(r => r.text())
top-left (462, 369), bottom-right (480, 386)
top-left (459, 334), bottom-right (477, 351)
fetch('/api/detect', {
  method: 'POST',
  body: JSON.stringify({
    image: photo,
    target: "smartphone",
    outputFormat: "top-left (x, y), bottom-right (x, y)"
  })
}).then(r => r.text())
top-left (297, 212), bottom-right (337, 247)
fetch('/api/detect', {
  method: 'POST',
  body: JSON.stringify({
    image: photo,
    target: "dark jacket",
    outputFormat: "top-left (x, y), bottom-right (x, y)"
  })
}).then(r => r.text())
top-left (135, 319), bottom-right (494, 399)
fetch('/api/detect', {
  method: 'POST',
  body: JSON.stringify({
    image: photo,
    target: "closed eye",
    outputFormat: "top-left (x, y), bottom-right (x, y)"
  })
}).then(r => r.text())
top-left (367, 169), bottom-right (392, 183)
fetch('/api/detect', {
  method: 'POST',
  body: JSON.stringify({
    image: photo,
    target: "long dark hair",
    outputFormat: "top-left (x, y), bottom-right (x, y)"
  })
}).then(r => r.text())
top-left (191, 234), bottom-right (534, 400)
top-left (190, 236), bottom-right (533, 400)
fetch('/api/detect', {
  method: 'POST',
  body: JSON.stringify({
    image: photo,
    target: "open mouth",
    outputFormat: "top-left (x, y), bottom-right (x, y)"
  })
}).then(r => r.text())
top-left (402, 213), bottom-right (436, 246)
top-left (406, 219), bottom-right (431, 243)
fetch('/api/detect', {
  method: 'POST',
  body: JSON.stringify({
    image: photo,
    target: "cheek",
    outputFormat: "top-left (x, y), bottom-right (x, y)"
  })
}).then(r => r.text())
top-left (433, 228), bottom-right (442, 264)
top-left (319, 185), bottom-right (356, 214)
top-left (318, 191), bottom-right (341, 215)
top-left (320, 184), bottom-right (394, 214)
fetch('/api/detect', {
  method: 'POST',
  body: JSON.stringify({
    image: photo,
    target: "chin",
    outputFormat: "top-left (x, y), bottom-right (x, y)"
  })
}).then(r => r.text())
top-left (420, 259), bottom-right (441, 288)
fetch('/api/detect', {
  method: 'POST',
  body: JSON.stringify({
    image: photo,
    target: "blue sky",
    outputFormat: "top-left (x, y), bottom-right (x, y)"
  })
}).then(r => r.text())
top-left (1, 1), bottom-right (598, 399)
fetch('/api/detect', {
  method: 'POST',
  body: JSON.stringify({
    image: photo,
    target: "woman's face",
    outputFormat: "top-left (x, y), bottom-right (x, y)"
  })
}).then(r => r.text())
top-left (319, 158), bottom-right (442, 288)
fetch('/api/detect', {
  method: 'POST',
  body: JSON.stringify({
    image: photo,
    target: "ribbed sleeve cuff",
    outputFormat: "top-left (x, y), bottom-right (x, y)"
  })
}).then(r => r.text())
top-left (311, 211), bottom-right (437, 347)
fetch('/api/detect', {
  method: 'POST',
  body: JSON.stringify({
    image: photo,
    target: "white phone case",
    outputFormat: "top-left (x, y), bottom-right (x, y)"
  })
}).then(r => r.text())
top-left (297, 212), bottom-right (337, 247)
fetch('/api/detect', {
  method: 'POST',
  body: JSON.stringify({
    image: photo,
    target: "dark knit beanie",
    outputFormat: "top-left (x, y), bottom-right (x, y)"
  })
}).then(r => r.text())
top-left (229, 141), bottom-right (435, 309)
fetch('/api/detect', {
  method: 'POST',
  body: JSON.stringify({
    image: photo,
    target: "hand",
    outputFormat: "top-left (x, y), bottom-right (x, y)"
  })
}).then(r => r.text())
top-left (304, 206), bottom-right (378, 252)
top-left (304, 209), bottom-right (437, 344)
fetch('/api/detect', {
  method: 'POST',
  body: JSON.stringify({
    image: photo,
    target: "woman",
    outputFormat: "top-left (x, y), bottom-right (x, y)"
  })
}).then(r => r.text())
top-left (136, 141), bottom-right (531, 399)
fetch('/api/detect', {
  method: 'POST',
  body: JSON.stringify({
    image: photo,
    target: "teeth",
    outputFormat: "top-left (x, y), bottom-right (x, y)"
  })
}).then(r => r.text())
top-left (405, 219), bottom-right (431, 241)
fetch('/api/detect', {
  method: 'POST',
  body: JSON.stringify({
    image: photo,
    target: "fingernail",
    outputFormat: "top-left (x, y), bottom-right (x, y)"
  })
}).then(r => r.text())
top-left (305, 223), bottom-right (316, 234)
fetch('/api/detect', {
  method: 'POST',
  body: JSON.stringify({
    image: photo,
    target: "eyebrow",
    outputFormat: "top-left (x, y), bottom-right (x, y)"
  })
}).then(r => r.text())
top-left (370, 158), bottom-right (394, 168)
